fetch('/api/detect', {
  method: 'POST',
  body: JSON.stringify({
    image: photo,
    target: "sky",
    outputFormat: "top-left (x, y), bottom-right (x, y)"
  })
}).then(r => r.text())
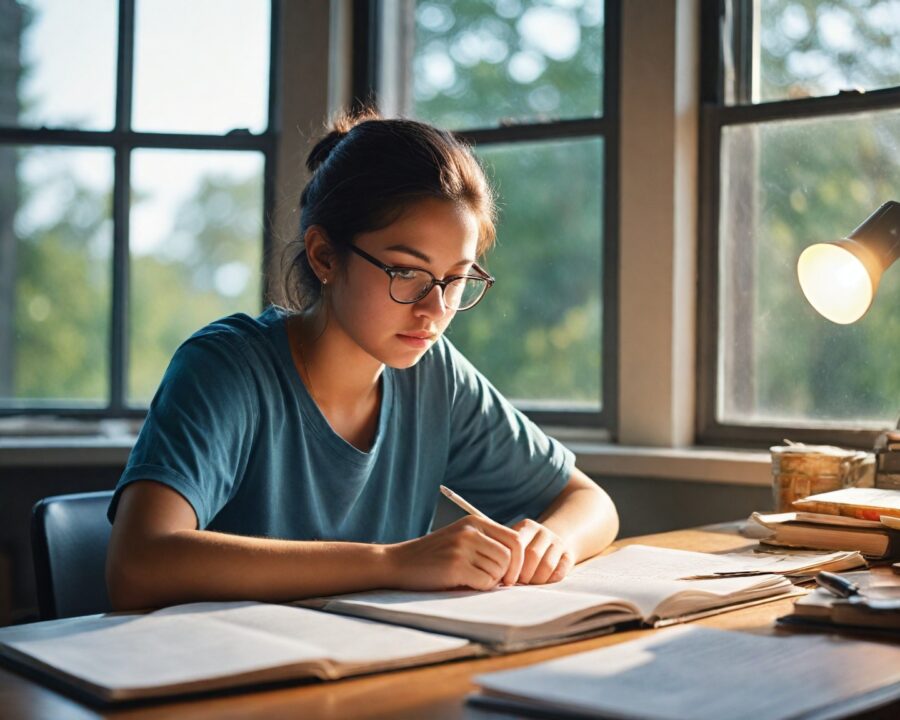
top-left (16, 0), bottom-right (269, 257)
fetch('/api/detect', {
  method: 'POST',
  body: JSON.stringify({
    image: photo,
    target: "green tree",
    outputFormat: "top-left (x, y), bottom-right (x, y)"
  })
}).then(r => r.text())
top-left (413, 0), bottom-right (606, 406)
top-left (744, 0), bottom-right (900, 423)
top-left (129, 172), bottom-right (263, 402)
top-left (12, 168), bottom-right (110, 401)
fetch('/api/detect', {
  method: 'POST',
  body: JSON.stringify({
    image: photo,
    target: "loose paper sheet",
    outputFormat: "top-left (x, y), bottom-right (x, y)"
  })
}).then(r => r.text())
top-left (474, 626), bottom-right (900, 720)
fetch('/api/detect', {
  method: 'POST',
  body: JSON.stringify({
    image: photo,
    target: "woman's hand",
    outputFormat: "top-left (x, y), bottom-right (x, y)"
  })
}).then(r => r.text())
top-left (509, 518), bottom-right (575, 585)
top-left (384, 516), bottom-right (525, 591)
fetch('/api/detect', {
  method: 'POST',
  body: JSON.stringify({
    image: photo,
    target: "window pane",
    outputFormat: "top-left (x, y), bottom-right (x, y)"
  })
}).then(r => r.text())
top-left (133, 0), bottom-right (270, 134)
top-left (0, 146), bottom-right (113, 406)
top-left (6, 0), bottom-right (117, 130)
top-left (392, 0), bottom-right (603, 129)
top-left (129, 150), bottom-right (264, 404)
top-left (448, 138), bottom-right (603, 407)
top-left (727, 0), bottom-right (900, 104)
top-left (718, 109), bottom-right (900, 426)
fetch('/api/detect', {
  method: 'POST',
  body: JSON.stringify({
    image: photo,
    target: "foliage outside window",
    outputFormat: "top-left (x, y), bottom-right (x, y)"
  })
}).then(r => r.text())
top-left (0, 0), bottom-right (273, 415)
top-left (702, 0), bottom-right (900, 444)
top-left (379, 0), bottom-right (616, 424)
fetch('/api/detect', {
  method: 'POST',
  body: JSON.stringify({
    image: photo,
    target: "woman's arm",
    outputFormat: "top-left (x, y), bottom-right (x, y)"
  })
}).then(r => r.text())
top-left (509, 468), bottom-right (619, 585)
top-left (106, 480), bottom-right (525, 610)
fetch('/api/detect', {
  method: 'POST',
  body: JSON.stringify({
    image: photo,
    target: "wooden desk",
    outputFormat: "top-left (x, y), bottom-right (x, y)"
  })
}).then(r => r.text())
top-left (1, 526), bottom-right (897, 719)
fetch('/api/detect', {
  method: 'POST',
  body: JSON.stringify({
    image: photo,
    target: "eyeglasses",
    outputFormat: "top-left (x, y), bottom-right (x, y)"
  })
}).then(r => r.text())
top-left (348, 245), bottom-right (495, 311)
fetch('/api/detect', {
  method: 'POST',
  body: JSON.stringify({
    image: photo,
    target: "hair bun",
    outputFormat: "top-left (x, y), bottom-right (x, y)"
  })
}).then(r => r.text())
top-left (305, 105), bottom-right (383, 172)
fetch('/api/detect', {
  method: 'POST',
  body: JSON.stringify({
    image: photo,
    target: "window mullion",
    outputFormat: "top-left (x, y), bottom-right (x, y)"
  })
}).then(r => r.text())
top-left (599, 0), bottom-right (621, 435)
top-left (110, 0), bottom-right (135, 413)
top-left (261, 0), bottom-right (282, 308)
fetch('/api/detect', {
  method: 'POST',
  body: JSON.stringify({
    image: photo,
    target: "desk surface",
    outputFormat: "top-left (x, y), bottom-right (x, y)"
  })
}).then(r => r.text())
top-left (2, 525), bottom-right (897, 720)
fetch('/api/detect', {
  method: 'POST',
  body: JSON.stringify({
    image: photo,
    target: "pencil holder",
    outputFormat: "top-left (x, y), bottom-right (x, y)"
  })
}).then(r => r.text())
top-left (770, 444), bottom-right (874, 512)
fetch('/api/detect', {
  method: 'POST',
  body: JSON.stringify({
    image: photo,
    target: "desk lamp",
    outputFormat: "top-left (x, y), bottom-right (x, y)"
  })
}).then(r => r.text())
top-left (797, 200), bottom-right (900, 324)
top-left (797, 200), bottom-right (900, 484)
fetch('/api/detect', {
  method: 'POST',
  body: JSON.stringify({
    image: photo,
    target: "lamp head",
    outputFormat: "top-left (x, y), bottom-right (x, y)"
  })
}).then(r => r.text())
top-left (797, 200), bottom-right (900, 324)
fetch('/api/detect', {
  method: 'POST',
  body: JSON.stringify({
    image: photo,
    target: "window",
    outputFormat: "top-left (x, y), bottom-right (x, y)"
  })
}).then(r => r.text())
top-left (375, 0), bottom-right (619, 429)
top-left (698, 0), bottom-right (900, 445)
top-left (0, 0), bottom-right (276, 416)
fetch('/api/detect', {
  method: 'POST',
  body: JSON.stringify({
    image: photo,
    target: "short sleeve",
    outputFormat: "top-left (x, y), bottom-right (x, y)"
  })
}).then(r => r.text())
top-left (442, 341), bottom-right (575, 525)
top-left (107, 336), bottom-right (258, 528)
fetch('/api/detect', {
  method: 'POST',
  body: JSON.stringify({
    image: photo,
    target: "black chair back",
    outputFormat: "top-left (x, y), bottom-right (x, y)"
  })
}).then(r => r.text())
top-left (31, 491), bottom-right (115, 620)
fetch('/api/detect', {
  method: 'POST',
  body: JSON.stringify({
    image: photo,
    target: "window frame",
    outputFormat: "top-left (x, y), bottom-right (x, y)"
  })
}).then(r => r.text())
top-left (364, 1), bottom-right (621, 432)
top-left (696, 0), bottom-right (900, 449)
top-left (0, 0), bottom-right (281, 419)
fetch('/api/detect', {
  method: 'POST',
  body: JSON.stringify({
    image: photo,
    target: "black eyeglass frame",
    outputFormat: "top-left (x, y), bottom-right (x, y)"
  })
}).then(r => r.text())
top-left (347, 244), bottom-right (496, 311)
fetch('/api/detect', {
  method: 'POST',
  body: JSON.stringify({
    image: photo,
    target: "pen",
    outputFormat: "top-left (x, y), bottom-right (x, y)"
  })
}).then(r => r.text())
top-left (678, 571), bottom-right (775, 580)
top-left (439, 485), bottom-right (490, 520)
top-left (815, 571), bottom-right (861, 599)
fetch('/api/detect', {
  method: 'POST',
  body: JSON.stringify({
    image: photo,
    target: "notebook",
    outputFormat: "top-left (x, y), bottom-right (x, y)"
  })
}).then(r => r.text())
top-left (0, 602), bottom-right (476, 703)
top-left (302, 545), bottom-right (803, 648)
top-left (469, 626), bottom-right (900, 720)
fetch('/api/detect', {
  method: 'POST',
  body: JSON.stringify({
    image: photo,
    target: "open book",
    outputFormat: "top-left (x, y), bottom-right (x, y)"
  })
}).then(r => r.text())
top-left (302, 545), bottom-right (806, 648)
top-left (0, 544), bottom-right (842, 704)
top-left (470, 626), bottom-right (900, 720)
top-left (0, 602), bottom-right (476, 704)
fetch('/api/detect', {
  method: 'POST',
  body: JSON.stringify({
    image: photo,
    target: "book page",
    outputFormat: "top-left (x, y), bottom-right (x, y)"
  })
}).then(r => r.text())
top-left (552, 546), bottom-right (791, 618)
top-left (321, 546), bottom-right (792, 628)
top-left (0, 602), bottom-right (471, 695)
top-left (322, 584), bottom-right (638, 628)
top-left (685, 546), bottom-right (864, 576)
top-left (473, 626), bottom-right (900, 720)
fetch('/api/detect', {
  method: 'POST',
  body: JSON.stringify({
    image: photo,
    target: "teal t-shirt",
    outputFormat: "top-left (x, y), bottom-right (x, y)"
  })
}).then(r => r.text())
top-left (108, 306), bottom-right (574, 542)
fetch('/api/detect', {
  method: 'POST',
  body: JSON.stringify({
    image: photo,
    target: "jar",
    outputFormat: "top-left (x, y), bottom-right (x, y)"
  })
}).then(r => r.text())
top-left (770, 444), bottom-right (873, 512)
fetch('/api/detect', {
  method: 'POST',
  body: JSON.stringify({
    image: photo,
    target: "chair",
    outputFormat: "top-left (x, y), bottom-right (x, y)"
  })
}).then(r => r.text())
top-left (31, 491), bottom-right (115, 620)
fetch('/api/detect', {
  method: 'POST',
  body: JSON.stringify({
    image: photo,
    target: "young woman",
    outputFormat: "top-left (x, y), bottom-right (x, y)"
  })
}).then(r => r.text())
top-left (106, 111), bottom-right (619, 610)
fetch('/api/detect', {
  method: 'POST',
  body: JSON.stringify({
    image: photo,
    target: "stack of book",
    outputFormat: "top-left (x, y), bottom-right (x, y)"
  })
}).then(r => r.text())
top-left (746, 487), bottom-right (900, 559)
top-left (875, 429), bottom-right (900, 490)
top-left (778, 569), bottom-right (900, 637)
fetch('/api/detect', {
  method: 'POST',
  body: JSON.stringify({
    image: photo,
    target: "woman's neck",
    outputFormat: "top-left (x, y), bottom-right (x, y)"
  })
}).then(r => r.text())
top-left (287, 308), bottom-right (384, 411)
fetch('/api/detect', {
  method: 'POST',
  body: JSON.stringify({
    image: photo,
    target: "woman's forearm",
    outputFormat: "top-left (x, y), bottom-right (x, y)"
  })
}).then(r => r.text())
top-left (108, 530), bottom-right (392, 611)
top-left (537, 469), bottom-right (619, 562)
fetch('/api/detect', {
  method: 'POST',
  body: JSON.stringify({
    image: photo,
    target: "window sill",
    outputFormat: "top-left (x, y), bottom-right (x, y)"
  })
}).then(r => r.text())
top-left (0, 436), bottom-right (137, 467)
top-left (548, 427), bottom-right (772, 487)
top-left (0, 423), bottom-right (772, 485)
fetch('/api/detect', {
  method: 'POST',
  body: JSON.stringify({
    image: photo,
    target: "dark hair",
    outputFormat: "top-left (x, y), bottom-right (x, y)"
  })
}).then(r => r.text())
top-left (281, 108), bottom-right (497, 310)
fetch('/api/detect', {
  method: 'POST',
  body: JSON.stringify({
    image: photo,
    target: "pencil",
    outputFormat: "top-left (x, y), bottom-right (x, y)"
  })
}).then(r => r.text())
top-left (439, 485), bottom-right (491, 520)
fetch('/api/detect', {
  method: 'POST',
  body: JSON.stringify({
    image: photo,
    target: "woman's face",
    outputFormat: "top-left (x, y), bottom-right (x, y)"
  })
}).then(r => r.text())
top-left (328, 198), bottom-right (480, 369)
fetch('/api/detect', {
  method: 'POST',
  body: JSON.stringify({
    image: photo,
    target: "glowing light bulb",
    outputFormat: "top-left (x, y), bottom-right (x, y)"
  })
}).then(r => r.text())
top-left (797, 243), bottom-right (874, 324)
